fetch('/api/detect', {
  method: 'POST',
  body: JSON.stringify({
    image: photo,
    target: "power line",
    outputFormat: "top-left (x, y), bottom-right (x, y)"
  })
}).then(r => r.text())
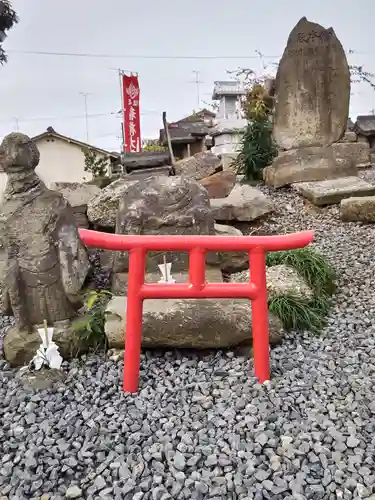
top-left (0, 110), bottom-right (159, 124)
top-left (6, 49), bottom-right (281, 60)
top-left (5, 48), bottom-right (369, 60)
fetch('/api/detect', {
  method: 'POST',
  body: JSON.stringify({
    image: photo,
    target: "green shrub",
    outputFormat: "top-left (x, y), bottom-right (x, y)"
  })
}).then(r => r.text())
top-left (266, 247), bottom-right (336, 333)
top-left (233, 117), bottom-right (277, 181)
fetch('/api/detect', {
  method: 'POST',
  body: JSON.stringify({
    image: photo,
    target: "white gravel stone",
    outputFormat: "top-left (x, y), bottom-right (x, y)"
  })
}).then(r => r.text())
top-left (65, 485), bottom-right (83, 498)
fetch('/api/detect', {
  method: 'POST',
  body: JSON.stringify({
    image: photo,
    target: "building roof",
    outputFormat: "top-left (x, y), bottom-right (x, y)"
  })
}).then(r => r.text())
top-left (353, 115), bottom-right (375, 136)
top-left (32, 127), bottom-right (121, 159)
top-left (176, 108), bottom-right (216, 122)
top-left (159, 109), bottom-right (215, 145)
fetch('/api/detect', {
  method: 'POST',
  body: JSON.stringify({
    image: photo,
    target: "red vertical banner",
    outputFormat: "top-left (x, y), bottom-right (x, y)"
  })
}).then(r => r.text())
top-left (122, 74), bottom-right (142, 153)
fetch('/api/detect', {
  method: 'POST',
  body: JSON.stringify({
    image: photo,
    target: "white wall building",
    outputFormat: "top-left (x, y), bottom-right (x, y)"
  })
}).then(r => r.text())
top-left (32, 128), bottom-right (120, 186)
top-left (0, 128), bottom-right (120, 201)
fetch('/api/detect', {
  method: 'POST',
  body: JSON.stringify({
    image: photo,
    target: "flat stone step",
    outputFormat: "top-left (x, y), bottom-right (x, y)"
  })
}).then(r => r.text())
top-left (340, 196), bottom-right (375, 222)
top-left (292, 176), bottom-right (375, 206)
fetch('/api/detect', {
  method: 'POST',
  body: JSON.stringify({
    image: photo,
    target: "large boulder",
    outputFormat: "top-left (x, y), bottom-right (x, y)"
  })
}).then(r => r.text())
top-left (174, 151), bottom-right (222, 180)
top-left (105, 295), bottom-right (285, 349)
top-left (87, 177), bottom-right (139, 229)
top-left (113, 175), bottom-right (219, 277)
top-left (210, 183), bottom-right (273, 221)
top-left (199, 170), bottom-right (235, 199)
top-left (50, 182), bottom-right (101, 228)
top-left (273, 17), bottom-right (350, 150)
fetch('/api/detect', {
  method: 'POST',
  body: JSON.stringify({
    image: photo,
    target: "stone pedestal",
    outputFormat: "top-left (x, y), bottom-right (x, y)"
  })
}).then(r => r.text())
top-left (263, 146), bottom-right (357, 188)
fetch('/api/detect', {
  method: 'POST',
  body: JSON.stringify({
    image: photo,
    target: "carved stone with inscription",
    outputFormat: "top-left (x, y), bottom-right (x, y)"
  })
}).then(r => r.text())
top-left (265, 17), bottom-right (352, 188)
top-left (273, 17), bottom-right (350, 150)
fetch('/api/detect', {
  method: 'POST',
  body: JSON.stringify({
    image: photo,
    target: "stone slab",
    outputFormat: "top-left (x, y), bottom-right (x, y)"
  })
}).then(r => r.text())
top-left (340, 196), bottom-right (375, 222)
top-left (292, 176), bottom-right (375, 206)
top-left (263, 146), bottom-right (357, 188)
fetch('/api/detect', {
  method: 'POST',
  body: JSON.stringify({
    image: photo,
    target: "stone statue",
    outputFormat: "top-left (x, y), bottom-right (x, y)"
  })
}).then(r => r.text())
top-left (0, 132), bottom-right (90, 332)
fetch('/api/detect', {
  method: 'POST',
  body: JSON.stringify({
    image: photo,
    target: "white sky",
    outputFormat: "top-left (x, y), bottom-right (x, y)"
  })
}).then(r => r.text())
top-left (0, 0), bottom-right (373, 151)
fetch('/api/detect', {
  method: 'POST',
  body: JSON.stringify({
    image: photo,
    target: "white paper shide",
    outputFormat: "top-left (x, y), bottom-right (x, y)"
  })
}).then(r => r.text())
top-left (158, 255), bottom-right (175, 284)
top-left (30, 320), bottom-right (63, 370)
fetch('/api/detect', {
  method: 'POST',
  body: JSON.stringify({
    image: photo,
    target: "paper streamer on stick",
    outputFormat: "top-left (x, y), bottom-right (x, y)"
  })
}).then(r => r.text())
top-left (158, 255), bottom-right (175, 283)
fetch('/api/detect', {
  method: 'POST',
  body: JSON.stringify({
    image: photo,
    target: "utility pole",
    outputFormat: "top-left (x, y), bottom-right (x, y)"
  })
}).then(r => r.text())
top-left (13, 117), bottom-right (19, 131)
top-left (108, 67), bottom-right (127, 153)
top-left (79, 92), bottom-right (90, 142)
top-left (118, 69), bottom-right (125, 153)
top-left (192, 70), bottom-right (203, 110)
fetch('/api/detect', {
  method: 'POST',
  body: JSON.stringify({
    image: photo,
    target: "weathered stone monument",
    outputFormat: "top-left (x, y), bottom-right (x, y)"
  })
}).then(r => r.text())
top-left (273, 17), bottom-right (350, 151)
top-left (0, 132), bottom-right (90, 364)
top-left (263, 17), bottom-right (375, 204)
top-left (112, 175), bottom-right (220, 291)
top-left (264, 16), bottom-right (354, 187)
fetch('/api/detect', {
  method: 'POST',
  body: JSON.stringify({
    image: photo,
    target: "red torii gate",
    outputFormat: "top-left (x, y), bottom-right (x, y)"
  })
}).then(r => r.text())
top-left (79, 229), bottom-right (314, 392)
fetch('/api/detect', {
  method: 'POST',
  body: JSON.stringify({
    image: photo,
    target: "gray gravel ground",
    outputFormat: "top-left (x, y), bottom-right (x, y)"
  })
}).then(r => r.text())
top-left (1, 174), bottom-right (375, 500)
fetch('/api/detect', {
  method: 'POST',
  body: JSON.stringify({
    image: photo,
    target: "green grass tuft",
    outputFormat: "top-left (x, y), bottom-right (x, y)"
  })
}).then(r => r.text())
top-left (266, 247), bottom-right (336, 333)
top-left (268, 293), bottom-right (331, 333)
top-left (266, 247), bottom-right (336, 295)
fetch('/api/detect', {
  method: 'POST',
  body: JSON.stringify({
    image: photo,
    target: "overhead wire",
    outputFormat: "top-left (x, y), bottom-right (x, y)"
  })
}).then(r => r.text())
top-left (5, 48), bottom-right (369, 60)
top-left (6, 49), bottom-right (281, 60)
top-left (0, 110), bottom-right (160, 124)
